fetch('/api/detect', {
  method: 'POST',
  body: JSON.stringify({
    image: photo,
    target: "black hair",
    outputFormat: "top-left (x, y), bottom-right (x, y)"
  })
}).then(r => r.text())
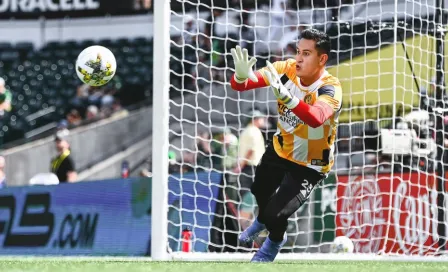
top-left (300, 28), bottom-right (331, 56)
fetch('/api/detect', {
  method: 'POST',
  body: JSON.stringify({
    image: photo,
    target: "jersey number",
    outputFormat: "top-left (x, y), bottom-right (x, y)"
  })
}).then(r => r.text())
top-left (322, 149), bottom-right (330, 164)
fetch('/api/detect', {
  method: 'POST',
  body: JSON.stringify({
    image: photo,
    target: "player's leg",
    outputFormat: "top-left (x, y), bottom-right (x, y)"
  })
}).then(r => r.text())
top-left (251, 166), bottom-right (324, 262)
top-left (238, 144), bottom-right (286, 244)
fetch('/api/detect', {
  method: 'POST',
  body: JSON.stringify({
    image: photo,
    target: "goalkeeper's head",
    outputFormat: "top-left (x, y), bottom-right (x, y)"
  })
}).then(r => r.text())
top-left (295, 28), bottom-right (331, 83)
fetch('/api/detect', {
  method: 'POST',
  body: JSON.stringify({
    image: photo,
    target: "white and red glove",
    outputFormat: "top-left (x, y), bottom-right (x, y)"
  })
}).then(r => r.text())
top-left (264, 61), bottom-right (300, 109)
top-left (230, 45), bottom-right (258, 83)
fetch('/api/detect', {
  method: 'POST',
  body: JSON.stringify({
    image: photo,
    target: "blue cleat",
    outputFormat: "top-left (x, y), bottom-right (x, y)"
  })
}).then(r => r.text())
top-left (250, 233), bottom-right (287, 263)
top-left (238, 218), bottom-right (266, 244)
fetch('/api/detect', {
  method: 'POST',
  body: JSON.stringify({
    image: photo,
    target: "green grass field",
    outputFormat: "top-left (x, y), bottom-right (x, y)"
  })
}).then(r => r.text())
top-left (1, 258), bottom-right (448, 272)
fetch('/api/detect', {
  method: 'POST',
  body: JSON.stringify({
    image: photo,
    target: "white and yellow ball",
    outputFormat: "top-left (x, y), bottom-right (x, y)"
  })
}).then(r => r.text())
top-left (76, 45), bottom-right (117, 87)
top-left (331, 236), bottom-right (354, 253)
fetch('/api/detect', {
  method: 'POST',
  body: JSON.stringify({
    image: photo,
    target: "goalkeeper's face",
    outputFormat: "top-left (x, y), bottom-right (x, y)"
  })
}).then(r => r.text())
top-left (295, 39), bottom-right (328, 80)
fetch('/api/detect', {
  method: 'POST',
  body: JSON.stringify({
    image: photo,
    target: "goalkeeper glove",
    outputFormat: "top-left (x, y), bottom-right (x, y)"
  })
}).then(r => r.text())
top-left (265, 61), bottom-right (300, 109)
top-left (230, 45), bottom-right (258, 83)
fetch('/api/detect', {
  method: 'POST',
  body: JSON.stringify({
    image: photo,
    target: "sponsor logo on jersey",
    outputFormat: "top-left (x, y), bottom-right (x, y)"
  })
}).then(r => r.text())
top-left (304, 94), bottom-right (313, 105)
top-left (278, 103), bottom-right (305, 128)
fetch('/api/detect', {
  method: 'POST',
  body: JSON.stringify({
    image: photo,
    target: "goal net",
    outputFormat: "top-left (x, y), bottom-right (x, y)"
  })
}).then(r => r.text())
top-left (153, 0), bottom-right (448, 259)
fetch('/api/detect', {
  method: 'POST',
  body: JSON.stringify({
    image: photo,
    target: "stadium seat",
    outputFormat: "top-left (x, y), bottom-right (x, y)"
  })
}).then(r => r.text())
top-left (78, 40), bottom-right (95, 49)
top-left (54, 50), bottom-right (69, 59)
top-left (45, 41), bottom-right (61, 50)
top-left (0, 42), bottom-right (12, 51)
top-left (132, 37), bottom-right (149, 46)
top-left (137, 46), bottom-right (152, 55)
top-left (116, 38), bottom-right (130, 46)
top-left (15, 42), bottom-right (34, 61)
top-left (98, 38), bottom-right (113, 47)
top-left (64, 40), bottom-right (79, 49)
top-left (0, 51), bottom-right (20, 63)
top-left (28, 98), bottom-right (42, 111)
top-left (15, 42), bottom-right (34, 52)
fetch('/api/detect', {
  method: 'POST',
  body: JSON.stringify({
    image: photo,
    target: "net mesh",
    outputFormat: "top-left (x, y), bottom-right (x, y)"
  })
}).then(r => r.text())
top-left (165, 0), bottom-right (448, 255)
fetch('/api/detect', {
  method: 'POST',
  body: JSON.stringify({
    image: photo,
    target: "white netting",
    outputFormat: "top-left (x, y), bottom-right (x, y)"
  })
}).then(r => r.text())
top-left (164, 0), bottom-right (448, 256)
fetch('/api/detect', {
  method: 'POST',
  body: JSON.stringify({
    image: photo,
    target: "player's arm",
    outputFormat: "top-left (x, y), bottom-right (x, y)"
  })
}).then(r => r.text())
top-left (290, 85), bottom-right (341, 128)
top-left (264, 61), bottom-right (341, 128)
top-left (230, 71), bottom-right (267, 91)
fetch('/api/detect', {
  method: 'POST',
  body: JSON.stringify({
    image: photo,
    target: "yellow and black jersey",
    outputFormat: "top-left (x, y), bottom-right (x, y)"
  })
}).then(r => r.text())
top-left (258, 59), bottom-right (343, 174)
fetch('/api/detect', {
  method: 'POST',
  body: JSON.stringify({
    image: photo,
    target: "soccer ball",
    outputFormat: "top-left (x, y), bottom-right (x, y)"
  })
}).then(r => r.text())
top-left (330, 236), bottom-right (354, 253)
top-left (76, 45), bottom-right (117, 87)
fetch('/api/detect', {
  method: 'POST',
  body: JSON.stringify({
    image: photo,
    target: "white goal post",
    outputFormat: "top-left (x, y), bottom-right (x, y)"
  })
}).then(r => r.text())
top-left (151, 0), bottom-right (170, 261)
top-left (152, 0), bottom-right (448, 261)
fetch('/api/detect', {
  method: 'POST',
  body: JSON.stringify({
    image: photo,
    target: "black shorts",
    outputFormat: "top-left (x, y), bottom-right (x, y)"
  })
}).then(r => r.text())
top-left (252, 142), bottom-right (325, 199)
top-left (250, 142), bottom-right (325, 238)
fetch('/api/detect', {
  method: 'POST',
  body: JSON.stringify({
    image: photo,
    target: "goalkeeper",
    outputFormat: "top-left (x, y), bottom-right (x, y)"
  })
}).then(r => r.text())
top-left (229, 29), bottom-right (342, 262)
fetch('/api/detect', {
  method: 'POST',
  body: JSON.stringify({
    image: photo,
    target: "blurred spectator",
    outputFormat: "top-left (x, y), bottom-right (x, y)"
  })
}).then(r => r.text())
top-left (204, 128), bottom-right (239, 173)
top-left (140, 168), bottom-right (152, 178)
top-left (204, 8), bottom-right (223, 42)
top-left (134, 0), bottom-right (151, 9)
top-left (269, 0), bottom-right (296, 51)
top-left (220, 128), bottom-right (239, 172)
top-left (66, 109), bottom-right (82, 126)
top-left (194, 52), bottom-right (212, 89)
top-left (234, 110), bottom-right (267, 231)
top-left (67, 83), bottom-right (127, 127)
top-left (327, 0), bottom-right (344, 21)
top-left (78, 83), bottom-right (90, 96)
top-left (195, 131), bottom-right (213, 169)
top-left (234, 110), bottom-right (267, 176)
top-left (183, 17), bottom-right (197, 46)
top-left (209, 114), bottom-right (266, 253)
top-left (86, 105), bottom-right (99, 120)
top-left (279, 25), bottom-right (306, 55)
top-left (88, 87), bottom-right (104, 106)
top-left (101, 89), bottom-right (115, 108)
top-left (0, 77), bottom-right (12, 117)
top-left (137, 159), bottom-right (153, 178)
top-left (71, 83), bottom-right (90, 107)
top-left (240, 12), bottom-right (256, 57)
top-left (239, 189), bottom-right (257, 231)
top-left (56, 120), bottom-right (70, 140)
top-left (57, 120), bottom-right (69, 131)
top-left (203, 8), bottom-right (224, 66)
top-left (99, 106), bottom-right (113, 118)
top-left (110, 99), bottom-right (129, 119)
top-left (0, 156), bottom-right (6, 188)
top-left (51, 132), bottom-right (77, 183)
top-left (168, 151), bottom-right (180, 174)
top-left (122, 160), bottom-right (130, 178)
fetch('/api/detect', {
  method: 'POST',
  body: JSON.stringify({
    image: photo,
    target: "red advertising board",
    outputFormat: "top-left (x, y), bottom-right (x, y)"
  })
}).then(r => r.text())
top-left (336, 172), bottom-right (439, 255)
